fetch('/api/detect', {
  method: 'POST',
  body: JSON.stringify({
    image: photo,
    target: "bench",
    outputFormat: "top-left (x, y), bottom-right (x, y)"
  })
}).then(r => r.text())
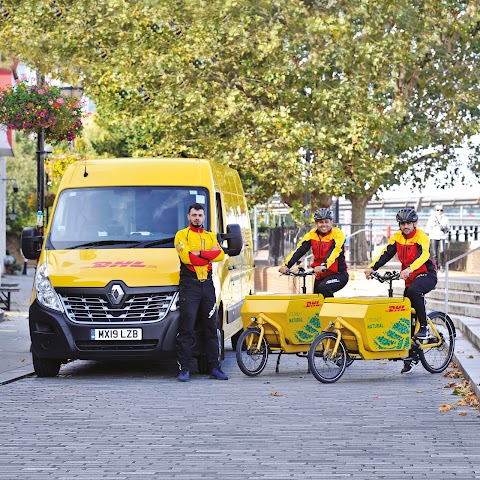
top-left (0, 284), bottom-right (20, 311)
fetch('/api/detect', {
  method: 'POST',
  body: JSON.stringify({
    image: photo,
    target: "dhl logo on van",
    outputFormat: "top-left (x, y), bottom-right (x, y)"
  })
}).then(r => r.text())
top-left (386, 305), bottom-right (406, 312)
top-left (81, 261), bottom-right (157, 269)
top-left (305, 300), bottom-right (322, 308)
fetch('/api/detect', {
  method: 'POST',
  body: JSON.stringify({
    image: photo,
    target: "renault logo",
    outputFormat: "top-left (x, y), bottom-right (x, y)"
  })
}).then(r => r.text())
top-left (107, 284), bottom-right (125, 305)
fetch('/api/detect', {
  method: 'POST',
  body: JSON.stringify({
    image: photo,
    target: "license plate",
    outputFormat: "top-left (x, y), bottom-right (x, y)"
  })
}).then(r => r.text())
top-left (90, 328), bottom-right (142, 340)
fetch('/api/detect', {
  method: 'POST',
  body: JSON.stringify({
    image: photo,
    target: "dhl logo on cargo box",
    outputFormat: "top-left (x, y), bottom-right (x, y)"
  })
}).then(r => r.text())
top-left (386, 305), bottom-right (407, 312)
top-left (305, 300), bottom-right (322, 308)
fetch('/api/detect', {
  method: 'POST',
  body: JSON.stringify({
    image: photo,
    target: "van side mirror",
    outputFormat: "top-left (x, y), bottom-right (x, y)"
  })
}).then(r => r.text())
top-left (21, 226), bottom-right (42, 260)
top-left (218, 223), bottom-right (243, 257)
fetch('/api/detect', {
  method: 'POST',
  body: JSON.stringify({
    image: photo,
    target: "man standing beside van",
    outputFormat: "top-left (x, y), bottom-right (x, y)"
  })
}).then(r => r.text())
top-left (174, 203), bottom-right (229, 382)
top-left (279, 208), bottom-right (349, 297)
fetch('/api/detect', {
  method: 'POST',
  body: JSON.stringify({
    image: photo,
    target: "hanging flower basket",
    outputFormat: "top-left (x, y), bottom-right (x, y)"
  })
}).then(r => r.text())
top-left (0, 79), bottom-right (83, 143)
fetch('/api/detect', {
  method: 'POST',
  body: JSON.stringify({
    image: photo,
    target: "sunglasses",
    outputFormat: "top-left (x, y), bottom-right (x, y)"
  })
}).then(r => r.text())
top-left (436, 209), bottom-right (443, 212)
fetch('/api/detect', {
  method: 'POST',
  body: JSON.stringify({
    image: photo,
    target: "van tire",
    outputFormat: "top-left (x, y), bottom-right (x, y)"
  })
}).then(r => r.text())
top-left (218, 328), bottom-right (225, 361)
top-left (217, 307), bottom-right (225, 361)
top-left (32, 353), bottom-right (61, 377)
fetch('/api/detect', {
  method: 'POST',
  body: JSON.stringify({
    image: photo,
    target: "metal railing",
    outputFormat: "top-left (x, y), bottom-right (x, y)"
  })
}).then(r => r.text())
top-left (444, 245), bottom-right (480, 316)
top-left (448, 225), bottom-right (479, 242)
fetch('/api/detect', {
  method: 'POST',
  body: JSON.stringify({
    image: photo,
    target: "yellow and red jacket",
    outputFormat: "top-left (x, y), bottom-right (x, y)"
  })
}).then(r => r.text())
top-left (283, 226), bottom-right (348, 280)
top-left (175, 225), bottom-right (225, 281)
top-left (369, 228), bottom-right (436, 286)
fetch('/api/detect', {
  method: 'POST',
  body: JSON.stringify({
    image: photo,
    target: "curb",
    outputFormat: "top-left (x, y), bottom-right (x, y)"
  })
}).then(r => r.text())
top-left (0, 365), bottom-right (35, 386)
top-left (452, 333), bottom-right (480, 400)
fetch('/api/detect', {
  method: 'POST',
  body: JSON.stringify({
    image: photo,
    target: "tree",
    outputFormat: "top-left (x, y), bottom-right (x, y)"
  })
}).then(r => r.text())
top-left (6, 133), bottom-right (37, 236)
top-left (2, 1), bottom-right (480, 262)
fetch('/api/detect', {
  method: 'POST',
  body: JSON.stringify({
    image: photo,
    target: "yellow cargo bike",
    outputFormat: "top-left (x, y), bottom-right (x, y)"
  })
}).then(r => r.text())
top-left (236, 269), bottom-right (325, 376)
top-left (307, 271), bottom-right (456, 383)
top-left (236, 270), bottom-right (455, 382)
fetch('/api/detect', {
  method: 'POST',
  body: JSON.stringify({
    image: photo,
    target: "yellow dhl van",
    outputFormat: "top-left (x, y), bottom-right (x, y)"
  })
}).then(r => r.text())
top-left (21, 158), bottom-right (254, 377)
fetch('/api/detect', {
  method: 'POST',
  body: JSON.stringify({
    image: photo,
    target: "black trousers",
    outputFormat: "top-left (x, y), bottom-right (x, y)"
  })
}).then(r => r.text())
top-left (404, 272), bottom-right (437, 328)
top-left (430, 239), bottom-right (446, 269)
top-left (314, 271), bottom-right (349, 298)
top-left (176, 276), bottom-right (220, 371)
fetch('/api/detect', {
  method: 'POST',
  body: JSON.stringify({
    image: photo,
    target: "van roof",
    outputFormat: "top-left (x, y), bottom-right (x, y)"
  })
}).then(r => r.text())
top-left (60, 157), bottom-right (232, 188)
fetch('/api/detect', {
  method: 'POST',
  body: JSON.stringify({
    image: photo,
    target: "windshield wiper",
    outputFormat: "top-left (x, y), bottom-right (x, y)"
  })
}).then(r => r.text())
top-left (68, 240), bottom-right (142, 249)
top-left (132, 237), bottom-right (176, 248)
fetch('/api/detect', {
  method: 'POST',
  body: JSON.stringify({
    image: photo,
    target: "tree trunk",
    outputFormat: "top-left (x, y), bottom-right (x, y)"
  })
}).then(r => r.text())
top-left (347, 195), bottom-right (371, 266)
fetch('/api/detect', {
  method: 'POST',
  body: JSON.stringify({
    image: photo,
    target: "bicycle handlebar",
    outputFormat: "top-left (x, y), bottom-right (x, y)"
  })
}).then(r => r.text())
top-left (284, 268), bottom-right (315, 277)
top-left (370, 271), bottom-right (400, 283)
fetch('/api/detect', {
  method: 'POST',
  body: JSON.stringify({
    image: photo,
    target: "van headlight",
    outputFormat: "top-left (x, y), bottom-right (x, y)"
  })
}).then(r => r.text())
top-left (35, 262), bottom-right (63, 312)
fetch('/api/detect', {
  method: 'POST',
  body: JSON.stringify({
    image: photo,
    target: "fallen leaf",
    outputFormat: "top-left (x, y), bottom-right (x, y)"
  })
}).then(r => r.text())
top-left (467, 355), bottom-right (474, 359)
top-left (271, 391), bottom-right (282, 397)
top-left (459, 412), bottom-right (468, 416)
top-left (443, 369), bottom-right (463, 379)
top-left (444, 382), bottom-right (457, 388)
top-left (439, 403), bottom-right (454, 413)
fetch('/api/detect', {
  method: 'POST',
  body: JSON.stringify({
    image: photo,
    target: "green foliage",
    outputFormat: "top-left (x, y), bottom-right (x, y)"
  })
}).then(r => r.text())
top-left (1, 0), bottom-right (480, 236)
top-left (0, 79), bottom-right (83, 143)
top-left (6, 133), bottom-right (37, 236)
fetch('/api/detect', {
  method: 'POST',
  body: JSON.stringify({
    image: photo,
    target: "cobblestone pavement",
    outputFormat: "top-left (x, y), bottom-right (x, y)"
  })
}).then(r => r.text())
top-left (1, 348), bottom-right (479, 480)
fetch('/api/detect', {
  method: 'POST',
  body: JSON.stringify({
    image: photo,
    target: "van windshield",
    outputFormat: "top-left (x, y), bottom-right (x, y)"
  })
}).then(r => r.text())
top-left (48, 186), bottom-right (210, 250)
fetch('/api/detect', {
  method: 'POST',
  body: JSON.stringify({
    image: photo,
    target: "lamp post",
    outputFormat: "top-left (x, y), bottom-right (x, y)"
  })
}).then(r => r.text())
top-left (36, 125), bottom-right (46, 236)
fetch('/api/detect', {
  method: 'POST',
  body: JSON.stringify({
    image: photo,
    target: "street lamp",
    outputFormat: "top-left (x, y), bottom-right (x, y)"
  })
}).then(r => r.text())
top-left (8, 208), bottom-right (17, 222)
top-left (1, 177), bottom-right (19, 193)
top-left (59, 84), bottom-right (84, 99)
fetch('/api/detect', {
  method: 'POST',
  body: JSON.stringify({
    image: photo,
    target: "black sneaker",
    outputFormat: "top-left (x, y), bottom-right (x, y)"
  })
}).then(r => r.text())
top-left (401, 359), bottom-right (419, 374)
top-left (210, 368), bottom-right (229, 380)
top-left (415, 326), bottom-right (429, 339)
top-left (177, 369), bottom-right (190, 382)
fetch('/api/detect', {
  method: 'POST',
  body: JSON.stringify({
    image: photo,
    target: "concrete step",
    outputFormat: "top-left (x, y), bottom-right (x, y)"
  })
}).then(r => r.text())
top-left (427, 288), bottom-right (480, 305)
top-left (426, 297), bottom-right (480, 319)
top-left (449, 314), bottom-right (480, 352)
top-left (453, 330), bottom-right (480, 400)
top-left (437, 278), bottom-right (480, 293)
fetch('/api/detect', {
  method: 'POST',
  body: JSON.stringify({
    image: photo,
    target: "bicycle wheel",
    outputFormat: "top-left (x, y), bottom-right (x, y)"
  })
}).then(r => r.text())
top-left (419, 312), bottom-right (455, 374)
top-left (236, 328), bottom-right (269, 376)
top-left (308, 332), bottom-right (347, 383)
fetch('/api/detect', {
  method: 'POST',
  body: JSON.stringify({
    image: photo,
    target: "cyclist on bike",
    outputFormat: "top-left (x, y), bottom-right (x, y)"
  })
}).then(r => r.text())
top-left (364, 207), bottom-right (437, 373)
top-left (279, 208), bottom-right (349, 297)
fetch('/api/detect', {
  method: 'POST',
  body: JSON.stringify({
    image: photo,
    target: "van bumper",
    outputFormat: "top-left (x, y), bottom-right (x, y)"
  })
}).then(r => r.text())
top-left (29, 300), bottom-right (180, 361)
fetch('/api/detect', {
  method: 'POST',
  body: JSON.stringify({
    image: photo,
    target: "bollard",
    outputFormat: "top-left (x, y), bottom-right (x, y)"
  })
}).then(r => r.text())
top-left (22, 259), bottom-right (27, 275)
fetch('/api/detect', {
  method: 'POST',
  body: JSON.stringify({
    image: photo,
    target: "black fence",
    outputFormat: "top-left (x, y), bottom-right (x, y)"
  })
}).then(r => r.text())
top-left (256, 223), bottom-right (479, 267)
top-left (448, 225), bottom-right (479, 242)
top-left (258, 223), bottom-right (374, 267)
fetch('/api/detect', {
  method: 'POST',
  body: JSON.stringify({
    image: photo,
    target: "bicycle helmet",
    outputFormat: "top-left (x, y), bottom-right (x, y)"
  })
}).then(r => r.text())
top-left (313, 208), bottom-right (333, 221)
top-left (396, 207), bottom-right (418, 223)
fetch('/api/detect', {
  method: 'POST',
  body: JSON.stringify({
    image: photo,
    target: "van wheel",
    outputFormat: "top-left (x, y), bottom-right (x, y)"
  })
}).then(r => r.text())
top-left (217, 328), bottom-right (225, 361)
top-left (217, 307), bottom-right (225, 360)
top-left (32, 352), bottom-right (61, 377)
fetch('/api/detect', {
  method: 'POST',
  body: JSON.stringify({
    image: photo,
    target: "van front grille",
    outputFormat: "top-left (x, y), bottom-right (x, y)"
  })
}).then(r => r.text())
top-left (60, 292), bottom-right (177, 324)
